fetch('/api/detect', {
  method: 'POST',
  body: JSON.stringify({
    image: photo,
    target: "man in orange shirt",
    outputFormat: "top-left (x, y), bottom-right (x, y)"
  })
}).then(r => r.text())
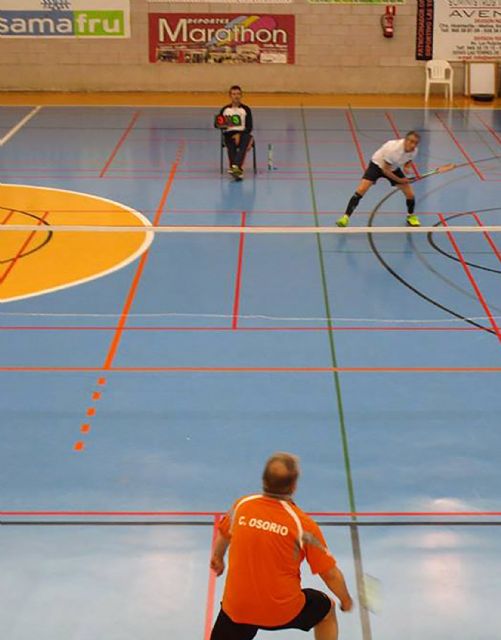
top-left (210, 452), bottom-right (353, 640)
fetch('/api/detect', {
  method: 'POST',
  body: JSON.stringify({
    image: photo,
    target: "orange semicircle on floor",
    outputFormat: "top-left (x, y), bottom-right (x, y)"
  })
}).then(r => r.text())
top-left (0, 184), bottom-right (153, 303)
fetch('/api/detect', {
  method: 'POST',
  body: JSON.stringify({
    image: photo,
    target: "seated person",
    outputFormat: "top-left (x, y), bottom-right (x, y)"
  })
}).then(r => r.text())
top-left (218, 85), bottom-right (253, 180)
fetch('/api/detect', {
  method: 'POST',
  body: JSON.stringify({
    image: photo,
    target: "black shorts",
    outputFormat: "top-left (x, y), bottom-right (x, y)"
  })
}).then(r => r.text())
top-left (210, 588), bottom-right (332, 640)
top-left (363, 161), bottom-right (405, 186)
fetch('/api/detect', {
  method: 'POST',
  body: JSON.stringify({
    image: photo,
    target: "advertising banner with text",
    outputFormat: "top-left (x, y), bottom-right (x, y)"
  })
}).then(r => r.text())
top-left (0, 0), bottom-right (130, 38)
top-left (149, 13), bottom-right (295, 64)
top-left (416, 0), bottom-right (501, 61)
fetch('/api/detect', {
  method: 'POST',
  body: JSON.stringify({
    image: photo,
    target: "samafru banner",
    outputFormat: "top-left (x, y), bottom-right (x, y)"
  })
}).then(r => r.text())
top-left (416, 0), bottom-right (501, 61)
top-left (0, 0), bottom-right (130, 38)
top-left (149, 13), bottom-right (295, 64)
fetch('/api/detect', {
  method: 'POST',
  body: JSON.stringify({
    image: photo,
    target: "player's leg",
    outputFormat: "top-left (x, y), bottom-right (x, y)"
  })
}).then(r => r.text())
top-left (224, 133), bottom-right (238, 174)
top-left (234, 132), bottom-right (251, 171)
top-left (398, 182), bottom-right (420, 227)
top-left (314, 602), bottom-right (338, 640)
top-left (336, 178), bottom-right (373, 228)
top-left (210, 608), bottom-right (258, 640)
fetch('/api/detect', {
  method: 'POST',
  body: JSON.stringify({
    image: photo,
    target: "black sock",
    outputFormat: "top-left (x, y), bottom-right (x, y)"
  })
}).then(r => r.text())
top-left (406, 198), bottom-right (415, 215)
top-left (345, 192), bottom-right (363, 217)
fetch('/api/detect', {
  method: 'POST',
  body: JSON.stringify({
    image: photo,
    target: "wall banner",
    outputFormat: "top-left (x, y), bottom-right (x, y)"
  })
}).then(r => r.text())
top-left (308, 0), bottom-right (404, 4)
top-left (148, 0), bottom-right (293, 3)
top-left (0, 0), bottom-right (130, 38)
top-left (149, 13), bottom-right (295, 64)
top-left (416, 0), bottom-right (501, 61)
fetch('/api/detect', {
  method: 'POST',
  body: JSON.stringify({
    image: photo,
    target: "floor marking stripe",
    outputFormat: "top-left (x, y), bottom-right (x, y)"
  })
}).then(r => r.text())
top-left (204, 515), bottom-right (221, 640)
top-left (99, 110), bottom-right (141, 178)
top-left (472, 212), bottom-right (501, 264)
top-left (345, 109), bottom-right (366, 170)
top-left (1, 510), bottom-right (500, 517)
top-left (0, 106), bottom-right (42, 147)
top-left (0, 325), bottom-right (486, 332)
top-left (0, 211), bottom-right (49, 285)
top-left (232, 212), bottom-right (247, 330)
top-left (435, 112), bottom-right (485, 180)
top-left (1, 366), bottom-right (500, 372)
top-left (438, 214), bottom-right (501, 343)
top-left (102, 142), bottom-right (184, 370)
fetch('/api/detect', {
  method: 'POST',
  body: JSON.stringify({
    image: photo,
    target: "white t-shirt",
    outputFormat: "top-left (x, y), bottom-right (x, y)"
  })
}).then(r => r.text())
top-left (371, 139), bottom-right (418, 170)
top-left (221, 105), bottom-right (248, 133)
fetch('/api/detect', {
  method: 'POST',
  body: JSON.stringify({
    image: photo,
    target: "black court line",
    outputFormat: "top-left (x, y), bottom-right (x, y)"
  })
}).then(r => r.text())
top-left (367, 194), bottom-right (496, 336)
top-left (0, 206), bottom-right (53, 264)
top-left (2, 520), bottom-right (500, 527)
top-left (428, 212), bottom-right (501, 275)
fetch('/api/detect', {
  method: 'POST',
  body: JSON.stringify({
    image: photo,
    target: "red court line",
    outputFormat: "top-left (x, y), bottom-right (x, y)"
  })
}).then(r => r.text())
top-left (102, 142), bottom-right (184, 370)
top-left (0, 209), bottom-right (15, 225)
top-left (99, 110), bottom-right (141, 178)
top-left (471, 212), bottom-right (501, 264)
top-left (438, 214), bottom-right (501, 342)
top-left (0, 212), bottom-right (49, 285)
top-left (232, 211), bottom-right (247, 330)
top-left (0, 326), bottom-right (484, 332)
top-left (434, 112), bottom-right (485, 180)
top-left (1, 366), bottom-right (500, 372)
top-left (475, 113), bottom-right (501, 145)
top-left (204, 515), bottom-right (221, 640)
top-left (345, 110), bottom-right (366, 170)
top-left (1, 510), bottom-right (499, 518)
top-left (384, 111), bottom-right (421, 179)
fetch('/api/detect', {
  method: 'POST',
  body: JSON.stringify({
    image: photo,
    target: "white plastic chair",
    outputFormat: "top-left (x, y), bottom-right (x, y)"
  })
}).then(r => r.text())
top-left (425, 60), bottom-right (454, 102)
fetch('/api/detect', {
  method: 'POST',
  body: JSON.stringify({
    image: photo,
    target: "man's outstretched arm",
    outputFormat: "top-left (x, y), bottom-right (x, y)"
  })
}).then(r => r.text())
top-left (319, 566), bottom-right (353, 612)
top-left (211, 531), bottom-right (231, 576)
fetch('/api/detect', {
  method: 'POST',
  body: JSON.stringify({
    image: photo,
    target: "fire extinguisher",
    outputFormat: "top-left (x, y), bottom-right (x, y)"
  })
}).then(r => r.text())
top-left (381, 5), bottom-right (396, 39)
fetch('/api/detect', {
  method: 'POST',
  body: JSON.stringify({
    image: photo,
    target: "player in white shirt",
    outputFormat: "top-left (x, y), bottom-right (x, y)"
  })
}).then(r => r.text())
top-left (337, 131), bottom-right (421, 227)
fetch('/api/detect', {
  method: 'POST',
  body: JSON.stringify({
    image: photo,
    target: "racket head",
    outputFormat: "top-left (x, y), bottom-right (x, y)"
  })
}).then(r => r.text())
top-left (360, 573), bottom-right (383, 614)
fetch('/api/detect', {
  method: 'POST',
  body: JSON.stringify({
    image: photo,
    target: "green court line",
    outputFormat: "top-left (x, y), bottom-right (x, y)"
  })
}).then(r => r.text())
top-left (300, 106), bottom-right (357, 514)
top-left (301, 105), bottom-right (372, 640)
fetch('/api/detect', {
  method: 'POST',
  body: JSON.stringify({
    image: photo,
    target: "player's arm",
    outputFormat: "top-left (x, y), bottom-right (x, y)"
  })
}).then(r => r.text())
top-left (244, 105), bottom-right (253, 133)
top-left (319, 565), bottom-right (354, 611)
top-left (211, 531), bottom-right (230, 576)
top-left (382, 160), bottom-right (409, 184)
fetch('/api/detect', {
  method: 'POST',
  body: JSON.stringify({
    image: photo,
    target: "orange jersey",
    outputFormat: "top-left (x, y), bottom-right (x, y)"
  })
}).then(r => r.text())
top-left (219, 494), bottom-right (336, 627)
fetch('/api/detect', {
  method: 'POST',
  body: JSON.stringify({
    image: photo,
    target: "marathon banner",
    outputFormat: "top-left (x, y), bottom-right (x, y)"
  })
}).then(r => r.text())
top-left (416, 0), bottom-right (501, 61)
top-left (149, 13), bottom-right (295, 64)
top-left (0, 0), bottom-right (130, 38)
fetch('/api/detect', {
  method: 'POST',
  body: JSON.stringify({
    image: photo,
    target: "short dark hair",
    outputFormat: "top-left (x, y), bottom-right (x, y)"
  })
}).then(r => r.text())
top-left (262, 452), bottom-right (300, 496)
top-left (229, 85), bottom-right (242, 93)
top-left (405, 130), bottom-right (420, 140)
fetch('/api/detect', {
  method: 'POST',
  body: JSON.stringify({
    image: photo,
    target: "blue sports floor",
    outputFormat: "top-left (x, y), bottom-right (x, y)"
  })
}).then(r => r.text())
top-left (1, 105), bottom-right (501, 640)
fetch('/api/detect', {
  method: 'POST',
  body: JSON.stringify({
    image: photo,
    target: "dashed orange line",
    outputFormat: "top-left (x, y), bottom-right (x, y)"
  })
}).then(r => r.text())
top-left (73, 441), bottom-right (85, 452)
top-left (71, 146), bottom-right (184, 452)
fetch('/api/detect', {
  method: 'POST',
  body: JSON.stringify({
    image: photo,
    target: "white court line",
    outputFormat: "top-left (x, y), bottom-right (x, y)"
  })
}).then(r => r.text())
top-left (0, 106), bottom-right (42, 147)
top-left (1, 224), bottom-right (501, 234)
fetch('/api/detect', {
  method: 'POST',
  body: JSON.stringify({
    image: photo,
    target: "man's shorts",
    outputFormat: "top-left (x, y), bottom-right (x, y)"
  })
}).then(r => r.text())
top-left (363, 161), bottom-right (405, 186)
top-left (210, 588), bottom-right (332, 640)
